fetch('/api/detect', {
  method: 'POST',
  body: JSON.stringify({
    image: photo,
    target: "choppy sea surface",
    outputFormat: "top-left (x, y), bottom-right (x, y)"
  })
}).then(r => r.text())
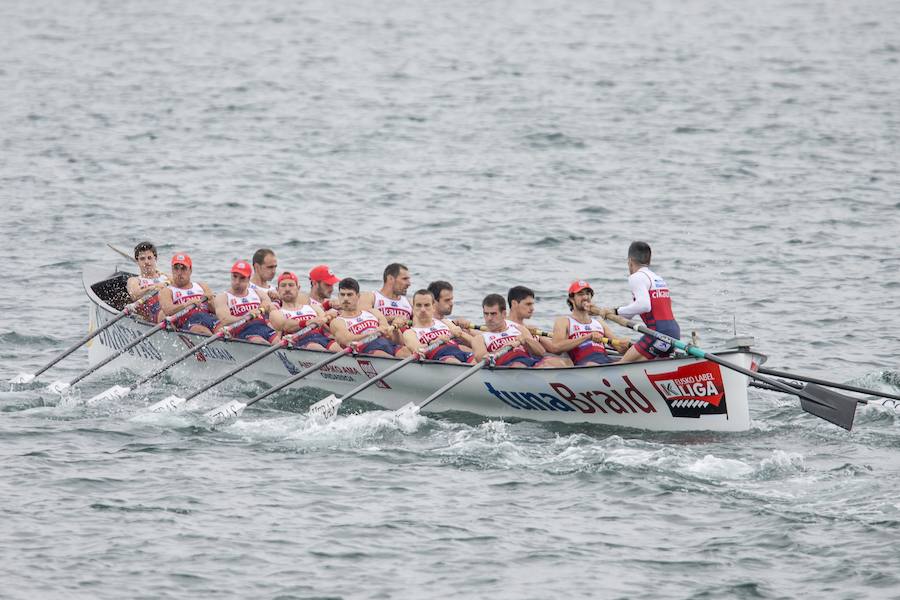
top-left (2, 1), bottom-right (900, 598)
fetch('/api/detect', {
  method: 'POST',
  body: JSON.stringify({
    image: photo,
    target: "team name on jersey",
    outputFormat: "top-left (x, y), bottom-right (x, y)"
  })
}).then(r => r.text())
top-left (373, 290), bottom-right (412, 319)
top-left (339, 311), bottom-right (380, 335)
top-left (171, 282), bottom-right (206, 307)
top-left (482, 321), bottom-right (522, 353)
top-left (282, 304), bottom-right (318, 326)
top-left (226, 289), bottom-right (262, 317)
top-left (139, 274), bottom-right (168, 287)
top-left (413, 320), bottom-right (453, 345)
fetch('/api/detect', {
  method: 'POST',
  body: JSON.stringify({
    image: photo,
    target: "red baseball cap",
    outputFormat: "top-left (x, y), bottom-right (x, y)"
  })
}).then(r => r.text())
top-left (309, 264), bottom-right (339, 285)
top-left (171, 253), bottom-right (192, 268)
top-left (231, 260), bottom-right (252, 278)
top-left (568, 280), bottom-right (593, 294)
top-left (278, 271), bottom-right (298, 285)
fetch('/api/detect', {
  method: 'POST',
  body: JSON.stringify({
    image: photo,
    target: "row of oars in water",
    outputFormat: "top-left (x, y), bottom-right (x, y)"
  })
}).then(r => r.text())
top-left (9, 288), bottom-right (514, 426)
top-left (9, 287), bottom-right (900, 431)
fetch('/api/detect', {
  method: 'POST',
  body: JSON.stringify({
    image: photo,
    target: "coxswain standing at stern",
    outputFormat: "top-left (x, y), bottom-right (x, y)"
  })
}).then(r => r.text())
top-left (268, 271), bottom-right (338, 351)
top-left (551, 280), bottom-right (627, 366)
top-left (360, 263), bottom-right (413, 331)
top-left (597, 241), bottom-right (680, 363)
top-left (249, 248), bottom-right (280, 304)
top-left (330, 277), bottom-right (411, 358)
top-left (470, 294), bottom-right (560, 368)
top-left (126, 241), bottom-right (170, 322)
top-left (158, 253), bottom-right (218, 335)
top-left (214, 260), bottom-right (281, 345)
top-left (402, 289), bottom-right (473, 363)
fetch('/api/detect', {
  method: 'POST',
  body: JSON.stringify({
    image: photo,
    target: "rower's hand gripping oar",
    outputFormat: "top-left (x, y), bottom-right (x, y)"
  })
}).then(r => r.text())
top-left (49, 301), bottom-right (202, 394)
top-left (392, 345), bottom-right (516, 419)
top-left (10, 289), bottom-right (160, 385)
top-left (203, 334), bottom-right (381, 426)
top-left (603, 313), bottom-right (859, 431)
top-left (147, 322), bottom-right (319, 413)
top-left (86, 314), bottom-right (254, 404)
top-left (306, 340), bottom-right (445, 421)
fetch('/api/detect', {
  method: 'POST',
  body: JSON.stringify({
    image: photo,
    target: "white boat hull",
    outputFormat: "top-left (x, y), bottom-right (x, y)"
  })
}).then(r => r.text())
top-left (83, 267), bottom-right (760, 432)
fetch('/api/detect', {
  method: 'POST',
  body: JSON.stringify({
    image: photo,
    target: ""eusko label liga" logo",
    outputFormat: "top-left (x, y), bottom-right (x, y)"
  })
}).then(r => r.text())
top-left (646, 362), bottom-right (728, 419)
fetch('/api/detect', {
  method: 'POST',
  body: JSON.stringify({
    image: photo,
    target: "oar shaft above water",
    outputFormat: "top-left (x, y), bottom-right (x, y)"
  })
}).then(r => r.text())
top-left (602, 313), bottom-right (859, 431)
top-left (758, 366), bottom-right (898, 403)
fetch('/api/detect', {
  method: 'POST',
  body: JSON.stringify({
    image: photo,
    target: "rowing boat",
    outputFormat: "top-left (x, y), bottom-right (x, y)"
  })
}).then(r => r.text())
top-left (82, 266), bottom-right (765, 432)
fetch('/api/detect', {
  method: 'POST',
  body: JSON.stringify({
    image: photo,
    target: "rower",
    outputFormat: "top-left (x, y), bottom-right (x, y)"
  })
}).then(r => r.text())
top-left (360, 263), bottom-right (412, 330)
top-left (158, 253), bottom-right (218, 334)
top-left (402, 289), bottom-right (473, 363)
top-left (470, 294), bottom-right (561, 368)
top-left (308, 264), bottom-right (340, 312)
top-left (427, 280), bottom-right (475, 346)
top-left (269, 271), bottom-right (338, 351)
top-left (330, 277), bottom-right (411, 358)
top-left (214, 260), bottom-right (281, 345)
top-left (551, 280), bottom-right (626, 366)
top-left (249, 248), bottom-right (280, 304)
top-left (596, 241), bottom-right (681, 363)
top-left (507, 285), bottom-right (570, 366)
top-left (126, 241), bottom-right (170, 323)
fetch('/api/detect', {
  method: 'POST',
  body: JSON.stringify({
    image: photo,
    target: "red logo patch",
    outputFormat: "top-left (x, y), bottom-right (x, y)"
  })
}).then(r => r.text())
top-left (356, 359), bottom-right (390, 389)
top-left (646, 361), bottom-right (727, 418)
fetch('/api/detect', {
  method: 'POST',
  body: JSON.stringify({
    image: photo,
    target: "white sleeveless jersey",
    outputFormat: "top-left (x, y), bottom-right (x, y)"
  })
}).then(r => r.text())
top-left (373, 290), bottom-right (412, 320)
top-left (411, 319), bottom-right (453, 345)
top-left (336, 311), bottom-right (380, 336)
top-left (567, 316), bottom-right (605, 340)
top-left (249, 282), bottom-right (273, 296)
top-left (225, 288), bottom-right (262, 318)
top-left (138, 273), bottom-right (169, 288)
top-left (481, 320), bottom-right (522, 353)
top-left (170, 282), bottom-right (206, 306)
top-left (281, 304), bottom-right (318, 327)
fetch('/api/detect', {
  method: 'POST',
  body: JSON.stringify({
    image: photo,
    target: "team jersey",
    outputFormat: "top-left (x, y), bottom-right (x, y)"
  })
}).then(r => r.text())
top-left (281, 304), bottom-right (318, 327)
top-left (310, 297), bottom-right (332, 311)
top-left (335, 310), bottom-right (381, 337)
top-left (168, 282), bottom-right (209, 328)
top-left (565, 316), bottom-right (609, 364)
top-left (225, 288), bottom-right (267, 335)
top-left (135, 273), bottom-right (168, 321)
top-left (619, 267), bottom-right (676, 329)
top-left (372, 290), bottom-right (412, 321)
top-left (480, 320), bottom-right (532, 366)
top-left (411, 319), bottom-right (460, 360)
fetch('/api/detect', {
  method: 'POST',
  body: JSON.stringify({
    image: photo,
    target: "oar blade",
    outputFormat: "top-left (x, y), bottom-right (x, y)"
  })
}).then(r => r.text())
top-left (10, 372), bottom-right (35, 384)
top-left (204, 400), bottom-right (246, 426)
top-left (47, 380), bottom-right (71, 394)
top-left (393, 402), bottom-right (420, 419)
top-left (308, 395), bottom-right (341, 421)
top-left (147, 395), bottom-right (187, 413)
top-left (86, 385), bottom-right (132, 405)
top-left (798, 383), bottom-right (858, 431)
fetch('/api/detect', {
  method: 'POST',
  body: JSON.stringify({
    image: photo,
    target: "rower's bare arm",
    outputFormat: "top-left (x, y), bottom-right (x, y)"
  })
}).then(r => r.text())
top-left (403, 329), bottom-right (422, 353)
top-left (551, 318), bottom-right (583, 353)
top-left (471, 335), bottom-right (488, 361)
top-left (516, 324), bottom-right (545, 356)
top-left (328, 319), bottom-right (351, 346)
top-left (214, 294), bottom-right (241, 326)
top-left (358, 292), bottom-right (375, 311)
top-left (157, 287), bottom-right (176, 316)
top-left (268, 308), bottom-right (287, 331)
top-left (200, 283), bottom-right (216, 311)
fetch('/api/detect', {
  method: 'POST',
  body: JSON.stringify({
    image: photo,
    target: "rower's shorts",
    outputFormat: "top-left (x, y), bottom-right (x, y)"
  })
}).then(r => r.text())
top-left (575, 352), bottom-right (613, 366)
top-left (432, 345), bottom-right (474, 363)
top-left (183, 312), bottom-right (218, 331)
top-left (634, 323), bottom-right (680, 359)
top-left (236, 322), bottom-right (279, 343)
top-left (359, 337), bottom-right (399, 356)
top-left (294, 332), bottom-right (334, 349)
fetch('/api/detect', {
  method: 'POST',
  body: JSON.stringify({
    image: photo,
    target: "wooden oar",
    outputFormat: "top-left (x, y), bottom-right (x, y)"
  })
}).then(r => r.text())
top-left (146, 322), bottom-right (319, 412)
top-left (603, 314), bottom-right (859, 431)
top-left (107, 243), bottom-right (137, 262)
top-left (203, 334), bottom-right (380, 426)
top-left (392, 345), bottom-right (516, 418)
top-left (306, 340), bottom-right (444, 421)
top-left (757, 366), bottom-right (899, 403)
top-left (50, 302), bottom-right (201, 393)
top-left (86, 315), bottom-right (253, 404)
top-left (10, 290), bottom-right (160, 385)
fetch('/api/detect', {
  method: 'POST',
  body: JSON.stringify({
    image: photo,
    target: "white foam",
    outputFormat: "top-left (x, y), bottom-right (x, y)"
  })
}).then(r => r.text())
top-left (10, 372), bottom-right (35, 384)
top-left (47, 380), bottom-right (70, 394)
top-left (685, 454), bottom-right (754, 479)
